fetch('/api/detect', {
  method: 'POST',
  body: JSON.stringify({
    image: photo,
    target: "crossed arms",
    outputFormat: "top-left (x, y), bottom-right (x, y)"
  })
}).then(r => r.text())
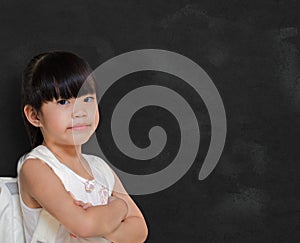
top-left (19, 158), bottom-right (148, 242)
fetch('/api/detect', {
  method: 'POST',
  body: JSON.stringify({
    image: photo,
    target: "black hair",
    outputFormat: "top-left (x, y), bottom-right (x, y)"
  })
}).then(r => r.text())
top-left (21, 51), bottom-right (96, 148)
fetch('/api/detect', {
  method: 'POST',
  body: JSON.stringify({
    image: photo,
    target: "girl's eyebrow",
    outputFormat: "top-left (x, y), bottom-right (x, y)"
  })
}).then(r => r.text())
top-left (78, 94), bottom-right (97, 98)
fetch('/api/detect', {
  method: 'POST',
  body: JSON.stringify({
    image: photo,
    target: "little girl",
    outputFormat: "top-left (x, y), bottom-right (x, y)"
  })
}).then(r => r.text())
top-left (17, 51), bottom-right (148, 242)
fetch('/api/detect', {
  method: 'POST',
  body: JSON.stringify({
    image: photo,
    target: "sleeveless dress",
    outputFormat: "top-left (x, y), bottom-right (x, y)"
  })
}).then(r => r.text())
top-left (17, 145), bottom-right (115, 243)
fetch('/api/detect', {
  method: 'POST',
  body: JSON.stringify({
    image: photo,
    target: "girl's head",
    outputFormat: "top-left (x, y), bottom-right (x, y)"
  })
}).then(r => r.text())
top-left (21, 51), bottom-right (97, 148)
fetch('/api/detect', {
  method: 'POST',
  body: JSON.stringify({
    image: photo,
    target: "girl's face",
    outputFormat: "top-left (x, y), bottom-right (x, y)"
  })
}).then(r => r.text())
top-left (38, 93), bottom-right (99, 146)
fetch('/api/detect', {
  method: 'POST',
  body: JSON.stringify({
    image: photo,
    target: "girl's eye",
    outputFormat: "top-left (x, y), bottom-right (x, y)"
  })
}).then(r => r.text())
top-left (84, 96), bottom-right (95, 103)
top-left (57, 99), bottom-right (70, 105)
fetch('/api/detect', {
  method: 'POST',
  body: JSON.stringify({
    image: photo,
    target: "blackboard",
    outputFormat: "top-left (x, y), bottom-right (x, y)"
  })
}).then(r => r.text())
top-left (0, 0), bottom-right (299, 242)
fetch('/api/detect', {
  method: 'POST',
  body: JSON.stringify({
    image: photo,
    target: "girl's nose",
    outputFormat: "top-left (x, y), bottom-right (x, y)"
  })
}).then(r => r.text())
top-left (72, 104), bottom-right (87, 118)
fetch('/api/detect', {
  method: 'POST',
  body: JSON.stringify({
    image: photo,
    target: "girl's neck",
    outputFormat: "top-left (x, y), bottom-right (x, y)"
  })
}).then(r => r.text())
top-left (42, 141), bottom-right (82, 163)
top-left (42, 140), bottom-right (94, 181)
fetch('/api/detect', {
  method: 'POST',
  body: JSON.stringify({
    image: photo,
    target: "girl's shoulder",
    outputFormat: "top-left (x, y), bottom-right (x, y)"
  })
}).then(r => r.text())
top-left (18, 145), bottom-right (73, 184)
top-left (18, 145), bottom-right (62, 172)
top-left (17, 145), bottom-right (46, 173)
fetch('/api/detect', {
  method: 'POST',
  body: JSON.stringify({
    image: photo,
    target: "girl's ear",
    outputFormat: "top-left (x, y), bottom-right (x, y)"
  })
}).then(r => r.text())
top-left (23, 105), bottom-right (41, 127)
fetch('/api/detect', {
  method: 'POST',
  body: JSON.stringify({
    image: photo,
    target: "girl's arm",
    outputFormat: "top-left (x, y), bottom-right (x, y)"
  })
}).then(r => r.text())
top-left (103, 171), bottom-right (148, 243)
top-left (19, 158), bottom-right (128, 238)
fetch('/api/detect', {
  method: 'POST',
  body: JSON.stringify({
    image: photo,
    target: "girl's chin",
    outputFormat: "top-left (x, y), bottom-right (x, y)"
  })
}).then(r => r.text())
top-left (70, 134), bottom-right (92, 146)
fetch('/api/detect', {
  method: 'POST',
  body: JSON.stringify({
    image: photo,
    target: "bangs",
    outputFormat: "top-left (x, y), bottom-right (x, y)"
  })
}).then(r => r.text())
top-left (31, 52), bottom-right (95, 105)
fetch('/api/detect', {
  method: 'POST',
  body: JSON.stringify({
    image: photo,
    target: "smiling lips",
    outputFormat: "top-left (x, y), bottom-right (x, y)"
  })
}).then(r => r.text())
top-left (68, 124), bottom-right (91, 131)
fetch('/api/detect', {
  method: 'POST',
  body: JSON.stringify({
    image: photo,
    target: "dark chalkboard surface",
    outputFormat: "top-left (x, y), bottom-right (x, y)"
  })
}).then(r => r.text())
top-left (0, 0), bottom-right (299, 242)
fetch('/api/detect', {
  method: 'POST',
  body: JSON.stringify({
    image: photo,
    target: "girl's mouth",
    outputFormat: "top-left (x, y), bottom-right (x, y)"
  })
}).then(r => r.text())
top-left (68, 124), bottom-right (91, 131)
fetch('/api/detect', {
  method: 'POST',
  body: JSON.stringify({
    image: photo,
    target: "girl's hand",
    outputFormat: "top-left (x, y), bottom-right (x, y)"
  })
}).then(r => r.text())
top-left (74, 200), bottom-right (93, 210)
top-left (68, 191), bottom-right (93, 210)
top-left (108, 196), bottom-right (117, 203)
top-left (69, 192), bottom-right (93, 238)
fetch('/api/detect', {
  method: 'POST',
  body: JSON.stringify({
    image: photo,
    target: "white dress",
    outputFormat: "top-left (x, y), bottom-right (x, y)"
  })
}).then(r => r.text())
top-left (17, 145), bottom-right (115, 243)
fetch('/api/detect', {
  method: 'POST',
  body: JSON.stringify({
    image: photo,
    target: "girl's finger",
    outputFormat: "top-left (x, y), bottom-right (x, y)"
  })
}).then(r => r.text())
top-left (70, 233), bottom-right (78, 239)
top-left (74, 200), bottom-right (85, 206)
top-left (82, 202), bottom-right (92, 209)
top-left (108, 196), bottom-right (117, 203)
